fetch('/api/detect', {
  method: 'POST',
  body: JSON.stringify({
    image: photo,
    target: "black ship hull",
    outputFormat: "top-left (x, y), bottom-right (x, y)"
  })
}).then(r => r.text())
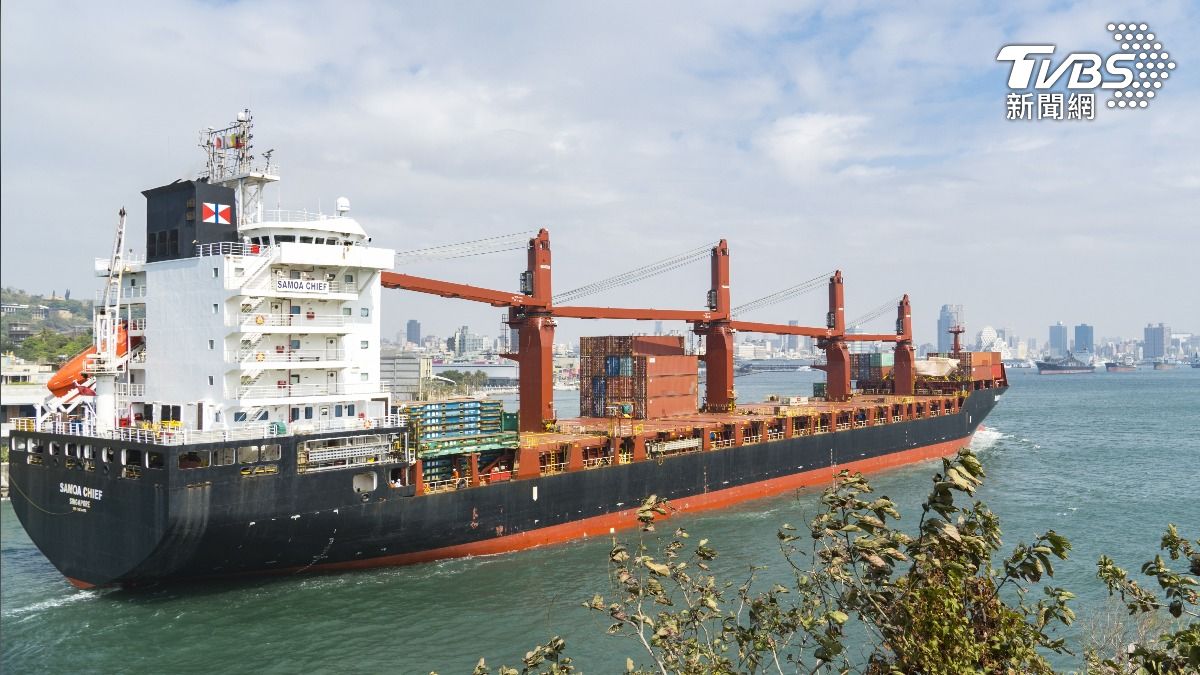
top-left (8, 388), bottom-right (1002, 587)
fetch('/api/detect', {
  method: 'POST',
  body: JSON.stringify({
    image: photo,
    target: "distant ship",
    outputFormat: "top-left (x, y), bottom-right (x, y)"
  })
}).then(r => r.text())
top-left (1104, 355), bottom-right (1137, 372)
top-left (1152, 359), bottom-right (1175, 371)
top-left (1192, 355), bottom-right (1200, 369)
top-left (1035, 354), bottom-right (1095, 375)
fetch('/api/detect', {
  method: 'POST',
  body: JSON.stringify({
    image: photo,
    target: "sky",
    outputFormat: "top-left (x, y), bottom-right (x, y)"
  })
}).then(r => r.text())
top-left (2, 0), bottom-right (1197, 348)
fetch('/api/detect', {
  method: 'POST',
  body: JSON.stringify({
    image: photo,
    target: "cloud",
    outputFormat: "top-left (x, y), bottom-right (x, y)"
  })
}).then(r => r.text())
top-left (755, 113), bottom-right (874, 178)
top-left (1, 0), bottom-right (1198, 346)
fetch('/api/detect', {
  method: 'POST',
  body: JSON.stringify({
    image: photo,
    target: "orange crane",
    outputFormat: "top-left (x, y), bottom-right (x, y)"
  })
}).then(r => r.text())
top-left (728, 289), bottom-right (915, 400)
top-left (381, 231), bottom-right (730, 430)
top-left (381, 230), bottom-right (910, 429)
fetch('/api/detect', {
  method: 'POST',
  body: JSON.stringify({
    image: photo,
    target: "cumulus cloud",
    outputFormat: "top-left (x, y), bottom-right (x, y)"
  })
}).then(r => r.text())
top-left (1, 0), bottom-right (1197, 345)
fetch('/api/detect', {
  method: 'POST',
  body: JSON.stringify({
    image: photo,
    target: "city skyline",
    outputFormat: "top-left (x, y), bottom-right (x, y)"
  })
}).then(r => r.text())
top-left (2, 3), bottom-right (1197, 347)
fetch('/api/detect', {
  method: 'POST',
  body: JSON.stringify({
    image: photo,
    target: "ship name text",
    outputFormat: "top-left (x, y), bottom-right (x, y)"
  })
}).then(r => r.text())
top-left (275, 279), bottom-right (329, 294)
top-left (59, 483), bottom-right (104, 501)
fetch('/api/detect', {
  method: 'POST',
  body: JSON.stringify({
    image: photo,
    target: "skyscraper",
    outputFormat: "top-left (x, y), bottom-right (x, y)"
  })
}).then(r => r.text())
top-left (937, 305), bottom-right (964, 353)
top-left (406, 319), bottom-right (421, 345)
top-left (787, 320), bottom-right (799, 351)
top-left (1074, 323), bottom-right (1094, 354)
top-left (1144, 323), bottom-right (1170, 359)
top-left (1048, 322), bottom-right (1068, 357)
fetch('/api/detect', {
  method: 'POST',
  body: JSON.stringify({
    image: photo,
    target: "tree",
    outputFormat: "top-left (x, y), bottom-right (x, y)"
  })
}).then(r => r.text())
top-left (1087, 525), bottom-right (1199, 673)
top-left (470, 449), bottom-right (1078, 673)
top-left (468, 449), bottom-right (1196, 673)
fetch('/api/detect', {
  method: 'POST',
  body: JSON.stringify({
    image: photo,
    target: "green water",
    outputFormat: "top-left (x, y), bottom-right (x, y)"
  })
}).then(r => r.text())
top-left (3, 368), bottom-right (1198, 673)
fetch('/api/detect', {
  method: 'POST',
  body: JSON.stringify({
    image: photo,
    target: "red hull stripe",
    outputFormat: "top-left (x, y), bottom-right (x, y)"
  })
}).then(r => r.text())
top-left (66, 577), bottom-right (97, 589)
top-left (308, 434), bottom-right (974, 573)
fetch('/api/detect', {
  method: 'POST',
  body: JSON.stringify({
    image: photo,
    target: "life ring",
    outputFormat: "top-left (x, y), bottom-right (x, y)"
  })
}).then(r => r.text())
top-left (255, 315), bottom-right (265, 326)
top-left (255, 352), bottom-right (265, 362)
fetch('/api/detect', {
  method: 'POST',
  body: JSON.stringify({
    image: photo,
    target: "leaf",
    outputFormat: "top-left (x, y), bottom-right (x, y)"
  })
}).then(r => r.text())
top-left (828, 610), bottom-right (849, 625)
top-left (644, 561), bottom-right (671, 577)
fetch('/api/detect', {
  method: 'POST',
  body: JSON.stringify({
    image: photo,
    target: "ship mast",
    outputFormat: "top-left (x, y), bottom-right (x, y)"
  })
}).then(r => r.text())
top-left (88, 208), bottom-right (128, 432)
top-left (198, 109), bottom-right (279, 228)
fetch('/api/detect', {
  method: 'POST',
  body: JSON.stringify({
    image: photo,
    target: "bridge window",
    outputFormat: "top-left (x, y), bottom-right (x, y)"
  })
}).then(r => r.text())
top-left (344, 274), bottom-right (354, 283)
top-left (299, 236), bottom-right (313, 244)
top-left (178, 451), bottom-right (210, 469)
top-left (360, 307), bottom-right (369, 317)
top-left (275, 235), bottom-right (295, 243)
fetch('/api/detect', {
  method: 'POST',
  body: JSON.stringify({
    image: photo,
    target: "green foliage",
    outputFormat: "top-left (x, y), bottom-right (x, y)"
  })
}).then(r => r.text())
top-left (573, 449), bottom-right (1075, 674)
top-left (470, 450), bottom-right (1194, 673)
top-left (10, 328), bottom-right (93, 365)
top-left (426, 369), bottom-right (491, 398)
top-left (1087, 524), bottom-right (1200, 674)
top-left (1, 286), bottom-right (93, 358)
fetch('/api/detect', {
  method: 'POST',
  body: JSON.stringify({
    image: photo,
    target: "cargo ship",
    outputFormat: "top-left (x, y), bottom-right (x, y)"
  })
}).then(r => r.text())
top-left (1104, 354), bottom-right (1137, 372)
top-left (1035, 354), bottom-right (1095, 375)
top-left (7, 112), bottom-right (1007, 588)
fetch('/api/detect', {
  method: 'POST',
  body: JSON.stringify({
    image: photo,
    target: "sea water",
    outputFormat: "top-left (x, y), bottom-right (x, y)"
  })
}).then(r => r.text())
top-left (3, 368), bottom-right (1197, 672)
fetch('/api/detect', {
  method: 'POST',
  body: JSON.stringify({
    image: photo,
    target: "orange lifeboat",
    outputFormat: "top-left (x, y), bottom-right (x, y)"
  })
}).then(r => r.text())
top-left (46, 325), bottom-right (143, 397)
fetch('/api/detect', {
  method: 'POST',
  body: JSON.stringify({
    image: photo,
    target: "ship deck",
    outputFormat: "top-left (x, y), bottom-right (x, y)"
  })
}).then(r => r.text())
top-left (518, 391), bottom-right (972, 451)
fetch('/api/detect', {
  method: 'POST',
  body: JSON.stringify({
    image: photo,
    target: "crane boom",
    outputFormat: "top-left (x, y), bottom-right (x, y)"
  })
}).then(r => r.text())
top-left (380, 272), bottom-right (542, 308)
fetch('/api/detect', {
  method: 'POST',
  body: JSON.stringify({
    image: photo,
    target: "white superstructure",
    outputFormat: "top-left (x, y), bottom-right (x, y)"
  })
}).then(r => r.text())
top-left (63, 111), bottom-right (396, 435)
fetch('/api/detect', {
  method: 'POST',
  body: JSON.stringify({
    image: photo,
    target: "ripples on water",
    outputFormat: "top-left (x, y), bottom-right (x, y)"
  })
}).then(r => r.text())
top-left (3, 369), bottom-right (1198, 672)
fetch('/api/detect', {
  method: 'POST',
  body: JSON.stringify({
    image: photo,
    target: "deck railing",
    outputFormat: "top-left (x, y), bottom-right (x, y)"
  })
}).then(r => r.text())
top-left (230, 348), bottom-right (346, 364)
top-left (7, 414), bottom-right (404, 446)
top-left (234, 314), bottom-right (362, 329)
top-left (236, 380), bottom-right (387, 400)
top-left (196, 242), bottom-right (272, 258)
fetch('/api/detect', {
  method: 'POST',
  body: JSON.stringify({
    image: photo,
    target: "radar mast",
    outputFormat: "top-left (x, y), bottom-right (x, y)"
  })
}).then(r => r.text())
top-left (198, 109), bottom-right (279, 228)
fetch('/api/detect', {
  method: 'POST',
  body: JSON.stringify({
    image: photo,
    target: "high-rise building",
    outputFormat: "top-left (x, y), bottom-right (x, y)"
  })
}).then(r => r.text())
top-left (654, 321), bottom-right (663, 336)
top-left (937, 304), bottom-right (964, 353)
top-left (1074, 323), bottom-right (1094, 354)
top-left (450, 325), bottom-right (488, 355)
top-left (787, 320), bottom-right (799, 351)
top-left (1144, 323), bottom-right (1170, 359)
top-left (1048, 322), bottom-right (1068, 357)
top-left (406, 319), bottom-right (421, 345)
top-left (977, 325), bottom-right (998, 351)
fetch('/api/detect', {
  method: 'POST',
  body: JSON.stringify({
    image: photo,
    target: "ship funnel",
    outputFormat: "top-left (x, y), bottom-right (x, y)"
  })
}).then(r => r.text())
top-left (336, 196), bottom-right (351, 215)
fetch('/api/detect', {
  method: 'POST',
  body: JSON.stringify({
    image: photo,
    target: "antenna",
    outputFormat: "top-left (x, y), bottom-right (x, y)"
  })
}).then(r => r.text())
top-left (197, 109), bottom-right (279, 228)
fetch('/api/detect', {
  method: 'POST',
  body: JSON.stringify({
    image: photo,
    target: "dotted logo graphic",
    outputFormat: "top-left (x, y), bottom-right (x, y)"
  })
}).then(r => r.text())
top-left (1106, 23), bottom-right (1175, 110)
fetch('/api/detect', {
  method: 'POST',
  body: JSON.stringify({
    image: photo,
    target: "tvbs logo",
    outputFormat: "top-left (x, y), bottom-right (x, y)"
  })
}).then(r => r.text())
top-left (996, 23), bottom-right (1174, 120)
